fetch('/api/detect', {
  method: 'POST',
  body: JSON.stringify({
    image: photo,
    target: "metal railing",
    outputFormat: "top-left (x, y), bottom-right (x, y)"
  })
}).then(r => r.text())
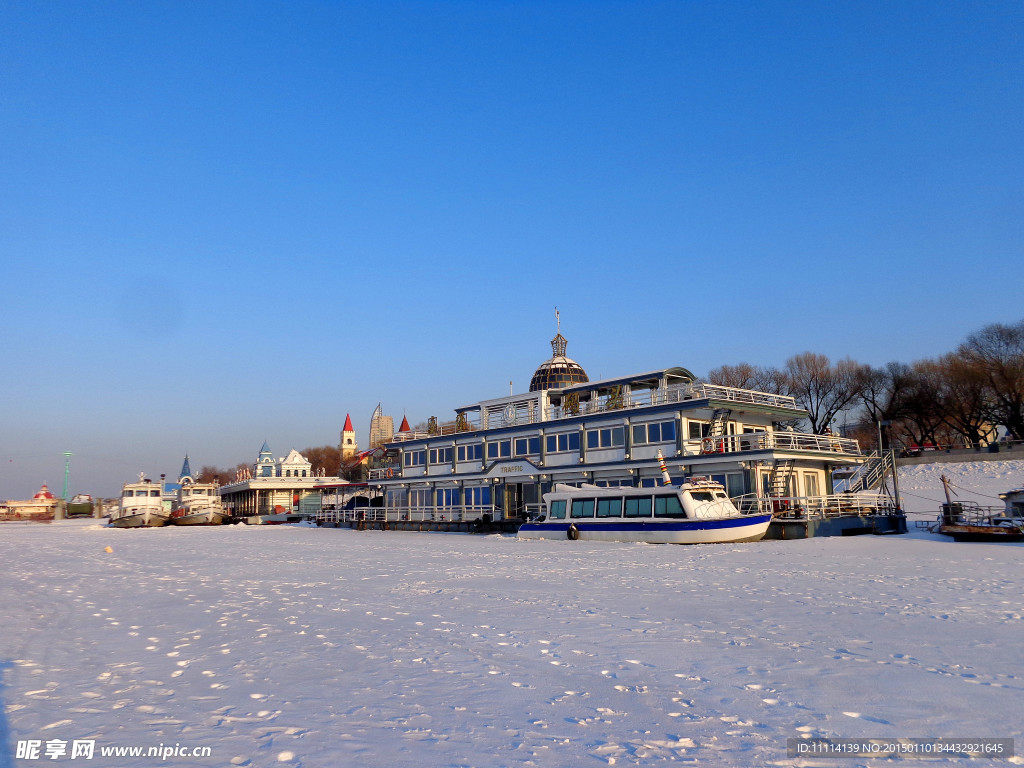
top-left (685, 431), bottom-right (860, 456)
top-left (316, 504), bottom-right (539, 524)
top-left (734, 492), bottom-right (897, 519)
top-left (385, 383), bottom-right (800, 443)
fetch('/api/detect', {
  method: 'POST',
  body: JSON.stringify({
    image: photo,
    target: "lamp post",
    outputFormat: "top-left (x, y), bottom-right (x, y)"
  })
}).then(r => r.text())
top-left (61, 451), bottom-right (73, 499)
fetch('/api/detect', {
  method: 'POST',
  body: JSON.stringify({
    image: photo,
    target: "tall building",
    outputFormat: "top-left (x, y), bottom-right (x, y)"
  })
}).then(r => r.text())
top-left (369, 403), bottom-right (394, 450)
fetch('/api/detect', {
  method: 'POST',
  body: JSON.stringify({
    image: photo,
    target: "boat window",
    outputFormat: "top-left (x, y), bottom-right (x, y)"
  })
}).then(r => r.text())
top-left (714, 492), bottom-right (728, 500)
top-left (570, 499), bottom-right (595, 518)
top-left (631, 420), bottom-right (677, 445)
top-left (514, 437), bottom-right (540, 456)
top-left (429, 447), bottom-right (453, 464)
top-left (150, 490), bottom-right (160, 497)
top-left (624, 496), bottom-right (652, 517)
top-left (545, 432), bottom-right (581, 453)
top-left (654, 494), bottom-right (685, 517)
top-left (690, 491), bottom-right (715, 502)
top-left (596, 498), bottom-right (622, 517)
top-left (457, 444), bottom-right (483, 462)
top-left (549, 500), bottom-right (566, 519)
top-left (585, 427), bottom-right (625, 449)
top-left (803, 472), bottom-right (819, 497)
top-left (124, 490), bottom-right (133, 497)
top-left (486, 440), bottom-right (511, 459)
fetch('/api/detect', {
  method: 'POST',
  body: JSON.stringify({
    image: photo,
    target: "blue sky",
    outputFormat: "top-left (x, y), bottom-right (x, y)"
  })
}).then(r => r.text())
top-left (2, 1), bottom-right (1021, 499)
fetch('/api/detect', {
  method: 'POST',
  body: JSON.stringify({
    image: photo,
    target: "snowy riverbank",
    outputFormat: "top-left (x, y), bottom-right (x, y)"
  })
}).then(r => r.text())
top-left (1, 460), bottom-right (1022, 768)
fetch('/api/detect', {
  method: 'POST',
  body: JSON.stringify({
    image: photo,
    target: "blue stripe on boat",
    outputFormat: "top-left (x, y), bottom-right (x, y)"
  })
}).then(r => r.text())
top-left (518, 514), bottom-right (772, 533)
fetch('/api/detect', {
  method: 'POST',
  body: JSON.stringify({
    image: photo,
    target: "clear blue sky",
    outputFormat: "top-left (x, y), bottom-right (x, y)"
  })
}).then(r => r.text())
top-left (2, 1), bottom-right (1021, 499)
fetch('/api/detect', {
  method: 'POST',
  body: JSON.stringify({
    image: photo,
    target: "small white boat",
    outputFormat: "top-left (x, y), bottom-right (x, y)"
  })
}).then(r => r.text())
top-left (518, 477), bottom-right (772, 544)
top-left (170, 478), bottom-right (228, 526)
top-left (111, 475), bottom-right (169, 528)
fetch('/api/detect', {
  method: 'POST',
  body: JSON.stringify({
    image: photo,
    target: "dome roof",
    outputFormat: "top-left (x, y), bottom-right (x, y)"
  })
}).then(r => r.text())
top-left (529, 332), bottom-right (589, 392)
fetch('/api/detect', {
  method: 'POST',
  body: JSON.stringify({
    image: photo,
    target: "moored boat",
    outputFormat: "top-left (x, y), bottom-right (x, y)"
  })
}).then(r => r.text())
top-left (66, 493), bottom-right (95, 518)
top-left (518, 476), bottom-right (772, 544)
top-left (169, 456), bottom-right (228, 525)
top-left (926, 474), bottom-right (1024, 542)
top-left (170, 480), bottom-right (228, 525)
top-left (111, 475), bottom-right (169, 528)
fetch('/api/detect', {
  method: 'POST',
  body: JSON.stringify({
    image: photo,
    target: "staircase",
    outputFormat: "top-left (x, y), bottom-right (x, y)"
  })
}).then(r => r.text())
top-left (767, 459), bottom-right (796, 497)
top-left (707, 408), bottom-right (732, 438)
top-left (839, 451), bottom-right (895, 493)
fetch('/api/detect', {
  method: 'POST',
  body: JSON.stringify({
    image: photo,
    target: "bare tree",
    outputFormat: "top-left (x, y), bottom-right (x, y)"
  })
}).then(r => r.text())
top-left (300, 445), bottom-right (342, 477)
top-left (784, 352), bottom-right (869, 434)
top-left (706, 363), bottom-right (761, 389)
top-left (706, 363), bottom-right (789, 394)
top-left (900, 359), bottom-right (949, 448)
top-left (959, 320), bottom-right (1024, 439)
top-left (938, 353), bottom-right (997, 447)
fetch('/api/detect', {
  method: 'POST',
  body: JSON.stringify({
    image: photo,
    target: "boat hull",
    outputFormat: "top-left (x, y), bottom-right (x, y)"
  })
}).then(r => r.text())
top-left (517, 514), bottom-right (772, 544)
top-left (109, 510), bottom-right (169, 528)
top-left (170, 509), bottom-right (230, 526)
top-left (938, 524), bottom-right (1024, 542)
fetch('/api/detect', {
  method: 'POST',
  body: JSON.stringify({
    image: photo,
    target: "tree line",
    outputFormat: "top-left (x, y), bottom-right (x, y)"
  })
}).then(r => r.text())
top-left (707, 319), bottom-right (1024, 451)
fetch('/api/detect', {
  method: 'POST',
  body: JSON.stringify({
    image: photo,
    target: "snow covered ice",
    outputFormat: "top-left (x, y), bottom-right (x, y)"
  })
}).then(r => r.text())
top-left (2, 461), bottom-right (1023, 767)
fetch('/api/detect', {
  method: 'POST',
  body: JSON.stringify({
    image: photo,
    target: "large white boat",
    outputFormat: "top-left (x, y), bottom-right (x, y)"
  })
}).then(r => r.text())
top-left (170, 478), bottom-right (228, 525)
top-left (111, 475), bottom-right (169, 528)
top-left (518, 477), bottom-right (773, 544)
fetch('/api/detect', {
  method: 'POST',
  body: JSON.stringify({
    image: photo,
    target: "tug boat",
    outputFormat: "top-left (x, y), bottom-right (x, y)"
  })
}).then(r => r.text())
top-left (518, 475), bottom-right (772, 544)
top-left (110, 475), bottom-right (169, 528)
top-left (170, 478), bottom-right (228, 525)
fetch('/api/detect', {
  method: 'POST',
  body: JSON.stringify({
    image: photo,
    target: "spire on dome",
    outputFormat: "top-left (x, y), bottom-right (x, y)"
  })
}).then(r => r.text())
top-left (529, 310), bottom-right (588, 392)
top-left (179, 455), bottom-right (193, 482)
top-left (399, 415), bottom-right (411, 432)
top-left (343, 413), bottom-right (354, 432)
top-left (550, 332), bottom-right (568, 357)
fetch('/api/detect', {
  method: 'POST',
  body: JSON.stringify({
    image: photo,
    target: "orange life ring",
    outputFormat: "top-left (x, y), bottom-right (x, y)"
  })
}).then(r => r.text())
top-left (385, 468), bottom-right (393, 478)
top-left (701, 437), bottom-right (715, 454)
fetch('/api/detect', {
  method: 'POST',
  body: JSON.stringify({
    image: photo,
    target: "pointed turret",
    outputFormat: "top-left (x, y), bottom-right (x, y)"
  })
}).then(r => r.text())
top-left (179, 455), bottom-right (193, 483)
top-left (341, 413), bottom-right (357, 459)
top-left (399, 415), bottom-right (411, 432)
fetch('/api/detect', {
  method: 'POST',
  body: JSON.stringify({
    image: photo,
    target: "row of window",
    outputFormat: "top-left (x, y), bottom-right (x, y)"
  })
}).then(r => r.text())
top-left (404, 420), bottom-right (739, 466)
top-left (548, 494), bottom-right (686, 520)
top-left (385, 486), bottom-right (494, 507)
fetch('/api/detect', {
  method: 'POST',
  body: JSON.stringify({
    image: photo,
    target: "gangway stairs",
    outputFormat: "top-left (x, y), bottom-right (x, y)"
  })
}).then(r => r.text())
top-left (767, 459), bottom-right (796, 498)
top-left (836, 451), bottom-right (896, 494)
top-left (707, 408), bottom-right (732, 438)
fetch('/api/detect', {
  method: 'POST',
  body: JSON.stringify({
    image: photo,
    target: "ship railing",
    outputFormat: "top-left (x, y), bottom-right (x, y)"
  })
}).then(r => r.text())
top-left (383, 384), bottom-right (800, 445)
top-left (684, 431), bottom-right (860, 456)
top-left (939, 501), bottom-right (1024, 528)
top-left (315, 507), bottom-right (388, 524)
top-left (734, 492), bottom-right (897, 519)
top-left (385, 504), bottom-right (498, 523)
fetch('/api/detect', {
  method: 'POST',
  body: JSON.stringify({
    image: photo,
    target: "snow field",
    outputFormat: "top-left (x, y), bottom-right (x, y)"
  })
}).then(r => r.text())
top-left (1, 459), bottom-right (1022, 767)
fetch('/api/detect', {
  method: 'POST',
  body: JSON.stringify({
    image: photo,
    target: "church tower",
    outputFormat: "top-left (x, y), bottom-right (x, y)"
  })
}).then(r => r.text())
top-left (341, 414), bottom-right (358, 459)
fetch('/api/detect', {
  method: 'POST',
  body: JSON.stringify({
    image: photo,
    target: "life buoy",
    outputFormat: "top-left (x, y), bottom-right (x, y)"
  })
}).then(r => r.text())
top-left (701, 437), bottom-right (715, 454)
top-left (567, 524), bottom-right (580, 541)
top-left (385, 468), bottom-right (393, 478)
